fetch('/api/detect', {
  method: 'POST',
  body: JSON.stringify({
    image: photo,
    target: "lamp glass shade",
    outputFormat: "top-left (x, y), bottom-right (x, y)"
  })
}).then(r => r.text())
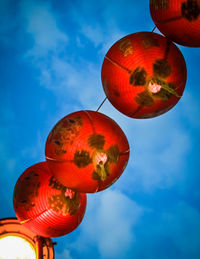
top-left (0, 235), bottom-right (36, 259)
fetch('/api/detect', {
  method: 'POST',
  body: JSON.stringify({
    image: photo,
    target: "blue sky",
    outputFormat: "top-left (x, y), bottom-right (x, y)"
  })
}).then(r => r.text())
top-left (0, 0), bottom-right (200, 258)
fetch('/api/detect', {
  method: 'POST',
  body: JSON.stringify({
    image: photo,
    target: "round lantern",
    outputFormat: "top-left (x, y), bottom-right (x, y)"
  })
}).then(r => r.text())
top-left (101, 32), bottom-right (187, 119)
top-left (13, 162), bottom-right (87, 238)
top-left (150, 0), bottom-right (200, 47)
top-left (45, 110), bottom-right (130, 193)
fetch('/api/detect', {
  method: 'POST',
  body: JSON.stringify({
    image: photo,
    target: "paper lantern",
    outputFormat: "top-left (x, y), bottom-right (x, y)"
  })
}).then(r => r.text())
top-left (101, 32), bottom-right (187, 118)
top-left (150, 0), bottom-right (200, 47)
top-left (45, 110), bottom-right (129, 193)
top-left (13, 162), bottom-right (87, 238)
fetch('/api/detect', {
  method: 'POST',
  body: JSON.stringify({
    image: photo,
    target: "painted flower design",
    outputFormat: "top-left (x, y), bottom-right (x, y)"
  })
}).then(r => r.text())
top-left (181, 0), bottom-right (200, 22)
top-left (130, 58), bottom-right (180, 107)
top-left (140, 33), bottom-right (159, 49)
top-left (48, 176), bottom-right (80, 216)
top-left (13, 171), bottom-right (41, 211)
top-left (49, 117), bottom-right (82, 156)
top-left (150, 0), bottom-right (169, 10)
top-left (73, 134), bottom-right (120, 181)
top-left (118, 38), bottom-right (134, 57)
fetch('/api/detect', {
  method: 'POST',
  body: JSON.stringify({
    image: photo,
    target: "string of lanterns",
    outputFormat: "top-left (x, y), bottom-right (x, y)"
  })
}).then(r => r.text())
top-left (13, 0), bottom-right (200, 239)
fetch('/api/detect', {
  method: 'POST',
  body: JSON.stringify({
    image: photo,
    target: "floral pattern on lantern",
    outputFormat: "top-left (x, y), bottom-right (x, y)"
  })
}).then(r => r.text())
top-left (101, 32), bottom-right (187, 118)
top-left (45, 110), bottom-right (129, 193)
top-left (13, 162), bottom-right (87, 238)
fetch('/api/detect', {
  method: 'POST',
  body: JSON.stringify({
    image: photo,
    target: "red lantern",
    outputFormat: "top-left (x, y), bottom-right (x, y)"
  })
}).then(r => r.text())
top-left (45, 110), bottom-right (129, 193)
top-left (101, 32), bottom-right (187, 118)
top-left (150, 0), bottom-right (200, 47)
top-left (13, 162), bottom-right (87, 238)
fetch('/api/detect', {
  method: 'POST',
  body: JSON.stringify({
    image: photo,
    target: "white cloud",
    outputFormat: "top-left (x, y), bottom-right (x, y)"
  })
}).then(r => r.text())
top-left (38, 55), bottom-right (104, 111)
top-left (124, 201), bottom-right (200, 259)
top-left (0, 104), bottom-right (17, 176)
top-left (6, 158), bottom-right (17, 172)
top-left (70, 190), bottom-right (144, 258)
top-left (80, 24), bottom-right (104, 47)
top-left (79, 21), bottom-right (125, 55)
top-left (133, 124), bottom-right (190, 190)
top-left (68, 0), bottom-right (154, 55)
top-left (21, 130), bottom-right (45, 162)
top-left (20, 0), bottom-right (68, 57)
top-left (56, 249), bottom-right (73, 259)
top-left (99, 101), bottom-right (191, 193)
top-left (19, 0), bottom-right (106, 114)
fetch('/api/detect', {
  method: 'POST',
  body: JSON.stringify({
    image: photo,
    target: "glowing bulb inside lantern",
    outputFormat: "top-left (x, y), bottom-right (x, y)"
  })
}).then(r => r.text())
top-left (64, 188), bottom-right (75, 199)
top-left (0, 235), bottom-right (36, 259)
top-left (94, 152), bottom-right (108, 165)
top-left (92, 152), bottom-right (108, 181)
top-left (148, 81), bottom-right (162, 93)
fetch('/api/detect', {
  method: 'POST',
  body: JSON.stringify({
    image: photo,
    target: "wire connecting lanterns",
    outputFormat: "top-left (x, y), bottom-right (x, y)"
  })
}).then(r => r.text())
top-left (101, 32), bottom-right (187, 118)
top-left (150, 0), bottom-right (200, 47)
top-left (45, 110), bottom-right (130, 193)
top-left (13, 162), bottom-right (87, 238)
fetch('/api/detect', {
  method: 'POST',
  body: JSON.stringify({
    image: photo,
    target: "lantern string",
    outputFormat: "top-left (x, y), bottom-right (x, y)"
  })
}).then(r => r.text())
top-left (96, 97), bottom-right (107, 112)
top-left (152, 25), bottom-right (156, 32)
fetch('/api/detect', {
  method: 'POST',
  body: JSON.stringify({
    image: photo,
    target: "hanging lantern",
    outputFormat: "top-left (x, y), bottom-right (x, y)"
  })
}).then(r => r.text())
top-left (150, 0), bottom-right (200, 47)
top-left (45, 110), bottom-right (130, 193)
top-left (13, 162), bottom-right (87, 238)
top-left (101, 32), bottom-right (187, 118)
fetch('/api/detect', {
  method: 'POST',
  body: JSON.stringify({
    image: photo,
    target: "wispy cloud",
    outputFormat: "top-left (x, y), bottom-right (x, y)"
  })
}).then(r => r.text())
top-left (131, 201), bottom-right (200, 259)
top-left (98, 100), bottom-right (191, 193)
top-left (20, 0), bottom-right (68, 58)
top-left (69, 2), bottom-right (126, 55)
top-left (19, 0), bottom-right (106, 114)
top-left (21, 129), bottom-right (45, 162)
top-left (56, 249), bottom-right (73, 259)
top-left (39, 55), bottom-right (104, 110)
top-left (69, 0), bottom-right (154, 54)
top-left (69, 190), bottom-right (144, 258)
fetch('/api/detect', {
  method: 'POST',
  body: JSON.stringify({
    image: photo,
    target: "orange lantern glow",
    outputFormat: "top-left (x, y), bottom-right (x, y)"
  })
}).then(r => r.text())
top-left (101, 32), bottom-right (187, 118)
top-left (45, 110), bottom-right (129, 193)
top-left (0, 217), bottom-right (54, 259)
top-left (150, 0), bottom-right (200, 47)
top-left (13, 162), bottom-right (86, 238)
